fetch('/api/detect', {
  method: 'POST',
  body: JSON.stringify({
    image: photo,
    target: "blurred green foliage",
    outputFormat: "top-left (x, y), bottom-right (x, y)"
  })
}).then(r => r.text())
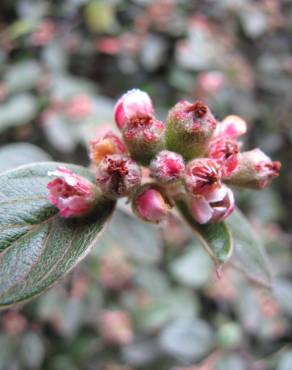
top-left (0, 0), bottom-right (292, 369)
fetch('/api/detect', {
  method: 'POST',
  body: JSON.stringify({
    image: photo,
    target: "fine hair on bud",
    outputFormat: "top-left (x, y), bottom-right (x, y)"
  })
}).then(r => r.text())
top-left (150, 150), bottom-right (185, 184)
top-left (166, 100), bottom-right (217, 160)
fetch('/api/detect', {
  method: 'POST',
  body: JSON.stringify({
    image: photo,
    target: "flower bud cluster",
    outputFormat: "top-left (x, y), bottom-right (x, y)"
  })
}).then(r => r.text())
top-left (47, 88), bottom-right (281, 225)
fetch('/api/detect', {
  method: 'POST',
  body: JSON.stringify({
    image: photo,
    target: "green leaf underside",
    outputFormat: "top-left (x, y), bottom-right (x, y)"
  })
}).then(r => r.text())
top-left (0, 162), bottom-right (115, 307)
top-left (176, 200), bottom-right (233, 267)
top-left (226, 208), bottom-right (272, 289)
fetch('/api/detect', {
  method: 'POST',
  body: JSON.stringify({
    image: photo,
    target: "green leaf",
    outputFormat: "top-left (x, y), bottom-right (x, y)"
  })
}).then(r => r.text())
top-left (4, 61), bottom-right (42, 94)
top-left (0, 162), bottom-right (115, 308)
top-left (0, 143), bottom-right (52, 173)
top-left (0, 94), bottom-right (38, 132)
top-left (226, 208), bottom-right (272, 289)
top-left (176, 200), bottom-right (233, 269)
top-left (159, 318), bottom-right (214, 361)
top-left (170, 243), bottom-right (212, 288)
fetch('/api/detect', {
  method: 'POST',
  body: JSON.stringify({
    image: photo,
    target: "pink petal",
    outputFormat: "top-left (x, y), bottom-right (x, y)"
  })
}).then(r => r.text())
top-left (219, 115), bottom-right (247, 138)
top-left (190, 196), bottom-right (213, 224)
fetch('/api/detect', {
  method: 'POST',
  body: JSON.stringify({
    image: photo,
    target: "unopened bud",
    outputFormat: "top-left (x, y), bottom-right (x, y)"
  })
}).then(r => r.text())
top-left (114, 89), bottom-right (165, 164)
top-left (190, 185), bottom-right (234, 224)
top-left (47, 167), bottom-right (99, 218)
top-left (114, 89), bottom-right (153, 130)
top-left (96, 154), bottom-right (141, 198)
top-left (224, 149), bottom-right (281, 189)
top-left (122, 115), bottom-right (165, 165)
top-left (185, 158), bottom-right (222, 196)
top-left (98, 310), bottom-right (133, 346)
top-left (150, 150), bottom-right (185, 184)
top-left (166, 100), bottom-right (217, 160)
top-left (208, 137), bottom-right (239, 177)
top-left (132, 185), bottom-right (172, 223)
top-left (90, 131), bottom-right (127, 166)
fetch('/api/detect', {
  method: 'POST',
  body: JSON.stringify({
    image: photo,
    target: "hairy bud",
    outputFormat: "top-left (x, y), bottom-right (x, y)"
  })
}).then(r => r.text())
top-left (132, 185), bottom-right (172, 223)
top-left (185, 158), bottom-right (222, 196)
top-left (114, 89), bottom-right (153, 130)
top-left (90, 130), bottom-right (127, 165)
top-left (47, 167), bottom-right (99, 218)
top-left (114, 89), bottom-right (165, 164)
top-left (166, 100), bottom-right (217, 160)
top-left (190, 185), bottom-right (235, 224)
top-left (122, 115), bottom-right (165, 165)
top-left (96, 154), bottom-right (141, 198)
top-left (208, 137), bottom-right (239, 177)
top-left (150, 150), bottom-right (185, 184)
top-left (224, 149), bottom-right (281, 189)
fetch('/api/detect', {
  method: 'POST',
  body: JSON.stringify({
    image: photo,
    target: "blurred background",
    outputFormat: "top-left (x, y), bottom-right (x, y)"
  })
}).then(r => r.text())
top-left (0, 0), bottom-right (292, 369)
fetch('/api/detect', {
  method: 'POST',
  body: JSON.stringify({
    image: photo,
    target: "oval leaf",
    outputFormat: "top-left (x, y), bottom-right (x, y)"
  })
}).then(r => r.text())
top-left (226, 208), bottom-right (272, 289)
top-left (176, 200), bottom-right (233, 269)
top-left (0, 162), bottom-right (115, 308)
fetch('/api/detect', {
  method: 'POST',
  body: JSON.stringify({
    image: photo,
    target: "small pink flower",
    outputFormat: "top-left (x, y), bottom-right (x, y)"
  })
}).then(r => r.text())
top-left (150, 150), bottom-right (185, 183)
top-left (246, 149), bottom-right (281, 189)
top-left (208, 138), bottom-right (239, 176)
top-left (133, 186), bottom-right (171, 223)
top-left (114, 89), bottom-right (154, 129)
top-left (190, 185), bottom-right (234, 224)
top-left (185, 158), bottom-right (222, 196)
top-left (64, 94), bottom-right (94, 120)
top-left (224, 148), bottom-right (281, 189)
top-left (98, 310), bottom-right (133, 346)
top-left (47, 167), bottom-right (97, 218)
top-left (215, 115), bottom-right (247, 139)
top-left (96, 154), bottom-right (141, 198)
top-left (90, 130), bottom-right (127, 165)
top-left (253, 150), bottom-right (281, 188)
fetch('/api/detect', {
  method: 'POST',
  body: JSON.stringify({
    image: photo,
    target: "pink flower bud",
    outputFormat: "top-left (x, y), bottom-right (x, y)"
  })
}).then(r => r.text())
top-left (132, 185), bottom-right (171, 223)
top-left (166, 100), bottom-right (217, 159)
top-left (90, 130), bottom-right (127, 165)
top-left (96, 154), bottom-right (141, 198)
top-left (185, 158), bottom-right (222, 196)
top-left (224, 148), bottom-right (281, 189)
top-left (98, 310), bottom-right (133, 346)
top-left (47, 167), bottom-right (98, 218)
top-left (114, 89), bottom-right (154, 130)
top-left (150, 150), bottom-right (185, 184)
top-left (216, 115), bottom-right (247, 139)
top-left (208, 138), bottom-right (239, 177)
top-left (190, 185), bottom-right (235, 224)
